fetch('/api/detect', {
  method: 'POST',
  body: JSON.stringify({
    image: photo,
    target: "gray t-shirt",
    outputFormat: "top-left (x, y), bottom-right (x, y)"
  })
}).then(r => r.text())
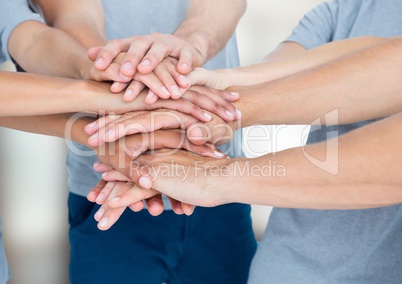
top-left (248, 1), bottom-right (402, 283)
top-left (66, 0), bottom-right (244, 204)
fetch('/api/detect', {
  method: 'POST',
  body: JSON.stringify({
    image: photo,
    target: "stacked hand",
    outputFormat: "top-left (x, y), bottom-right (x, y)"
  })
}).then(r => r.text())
top-left (83, 33), bottom-right (241, 230)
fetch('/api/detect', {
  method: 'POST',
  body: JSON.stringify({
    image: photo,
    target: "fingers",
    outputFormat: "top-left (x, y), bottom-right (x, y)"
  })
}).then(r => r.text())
top-left (89, 62), bottom-right (126, 82)
top-left (121, 130), bottom-right (226, 160)
top-left (96, 204), bottom-right (126, 231)
top-left (166, 196), bottom-right (196, 216)
top-left (86, 111), bottom-right (196, 146)
top-left (118, 36), bottom-right (153, 77)
top-left (123, 81), bottom-right (146, 102)
top-left (87, 179), bottom-right (108, 202)
top-left (110, 81), bottom-right (130, 93)
top-left (100, 170), bottom-right (131, 182)
top-left (94, 181), bottom-right (159, 230)
top-left (93, 38), bottom-right (135, 71)
top-left (181, 203), bottom-right (196, 216)
top-left (137, 38), bottom-right (173, 75)
top-left (107, 185), bottom-right (160, 209)
top-left (88, 46), bottom-right (103, 62)
top-left (181, 89), bottom-right (238, 122)
top-left (187, 117), bottom-right (236, 146)
top-left (144, 195), bottom-right (165, 216)
top-left (176, 46), bottom-right (194, 75)
top-left (185, 67), bottom-right (210, 86)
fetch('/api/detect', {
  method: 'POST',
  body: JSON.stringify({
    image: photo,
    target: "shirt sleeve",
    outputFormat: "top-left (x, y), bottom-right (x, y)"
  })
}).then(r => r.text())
top-left (0, 0), bottom-right (43, 64)
top-left (284, 0), bottom-right (339, 50)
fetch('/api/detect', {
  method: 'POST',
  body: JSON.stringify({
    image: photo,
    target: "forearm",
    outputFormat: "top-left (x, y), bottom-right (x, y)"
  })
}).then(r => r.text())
top-left (8, 21), bottom-right (92, 79)
top-left (32, 0), bottom-right (106, 48)
top-left (0, 71), bottom-right (125, 116)
top-left (223, 36), bottom-right (384, 87)
top-left (224, 112), bottom-right (402, 209)
top-left (0, 113), bottom-right (93, 147)
top-left (234, 37), bottom-right (402, 127)
top-left (174, 0), bottom-right (246, 62)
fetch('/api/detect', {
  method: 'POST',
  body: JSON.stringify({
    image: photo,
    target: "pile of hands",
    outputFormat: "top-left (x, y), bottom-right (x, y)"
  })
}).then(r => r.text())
top-left (81, 33), bottom-right (242, 230)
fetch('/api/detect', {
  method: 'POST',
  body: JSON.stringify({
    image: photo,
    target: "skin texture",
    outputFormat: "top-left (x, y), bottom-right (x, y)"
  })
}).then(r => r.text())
top-left (3, 0), bottom-right (248, 215)
top-left (88, 36), bottom-right (402, 229)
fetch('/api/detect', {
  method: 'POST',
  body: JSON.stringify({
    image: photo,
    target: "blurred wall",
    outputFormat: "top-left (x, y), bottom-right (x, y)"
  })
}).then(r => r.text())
top-left (0, 1), bottom-right (324, 283)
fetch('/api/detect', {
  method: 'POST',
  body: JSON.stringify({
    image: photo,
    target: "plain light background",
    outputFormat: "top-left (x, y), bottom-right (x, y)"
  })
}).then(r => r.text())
top-left (0, 1), bottom-right (324, 283)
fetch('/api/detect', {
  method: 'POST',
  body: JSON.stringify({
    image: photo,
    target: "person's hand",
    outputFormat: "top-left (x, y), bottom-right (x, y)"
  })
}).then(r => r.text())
top-left (89, 33), bottom-right (204, 77)
top-left (90, 55), bottom-right (188, 101)
top-left (85, 108), bottom-right (240, 148)
top-left (92, 128), bottom-right (227, 178)
top-left (88, 33), bottom-right (206, 100)
top-left (87, 179), bottom-right (196, 231)
top-left (91, 129), bottom-right (226, 224)
top-left (93, 85), bottom-right (241, 125)
top-left (89, 180), bottom-right (161, 230)
top-left (98, 149), bottom-right (234, 208)
top-left (96, 129), bottom-right (227, 160)
top-left (186, 67), bottom-right (231, 90)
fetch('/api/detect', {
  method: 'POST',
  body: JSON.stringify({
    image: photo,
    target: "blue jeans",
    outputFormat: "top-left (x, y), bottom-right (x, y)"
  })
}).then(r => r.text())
top-left (68, 193), bottom-right (257, 284)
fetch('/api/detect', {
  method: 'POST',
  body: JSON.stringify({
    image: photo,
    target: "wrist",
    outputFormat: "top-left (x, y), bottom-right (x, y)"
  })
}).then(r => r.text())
top-left (79, 59), bottom-right (94, 80)
top-left (175, 30), bottom-right (210, 64)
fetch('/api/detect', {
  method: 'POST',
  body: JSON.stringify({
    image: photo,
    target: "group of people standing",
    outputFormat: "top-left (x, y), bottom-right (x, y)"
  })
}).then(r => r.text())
top-left (1, 0), bottom-right (402, 283)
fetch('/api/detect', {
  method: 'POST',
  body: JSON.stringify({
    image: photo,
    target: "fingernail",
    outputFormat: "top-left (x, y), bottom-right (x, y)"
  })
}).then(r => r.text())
top-left (110, 197), bottom-right (120, 203)
top-left (87, 191), bottom-right (96, 201)
top-left (139, 176), bottom-right (151, 189)
top-left (118, 72), bottom-right (130, 80)
top-left (230, 92), bottom-right (239, 96)
top-left (108, 114), bottom-right (121, 120)
top-left (122, 62), bottom-right (132, 71)
top-left (95, 193), bottom-right (105, 203)
top-left (102, 172), bottom-right (108, 178)
top-left (161, 87), bottom-right (170, 97)
top-left (140, 59), bottom-right (150, 67)
top-left (95, 208), bottom-right (105, 219)
top-left (225, 110), bottom-right (235, 118)
top-left (87, 121), bottom-right (96, 128)
top-left (99, 217), bottom-right (108, 228)
top-left (236, 109), bottom-right (242, 118)
top-left (146, 91), bottom-right (157, 103)
top-left (171, 85), bottom-right (181, 97)
top-left (203, 112), bottom-right (212, 121)
top-left (111, 82), bottom-right (121, 89)
top-left (214, 151), bottom-right (225, 158)
top-left (96, 58), bottom-right (104, 66)
top-left (124, 89), bottom-right (133, 99)
top-left (181, 63), bottom-right (189, 70)
top-left (94, 161), bottom-right (101, 167)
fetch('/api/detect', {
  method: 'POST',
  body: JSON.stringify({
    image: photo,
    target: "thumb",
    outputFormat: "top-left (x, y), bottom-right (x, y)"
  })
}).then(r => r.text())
top-left (186, 67), bottom-right (211, 87)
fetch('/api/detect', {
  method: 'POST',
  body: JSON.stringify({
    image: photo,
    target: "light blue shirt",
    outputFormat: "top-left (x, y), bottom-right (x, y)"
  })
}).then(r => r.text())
top-left (249, 1), bottom-right (402, 283)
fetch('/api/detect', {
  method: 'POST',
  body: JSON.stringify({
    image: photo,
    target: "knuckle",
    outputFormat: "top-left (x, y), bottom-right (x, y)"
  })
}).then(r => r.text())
top-left (108, 39), bottom-right (122, 49)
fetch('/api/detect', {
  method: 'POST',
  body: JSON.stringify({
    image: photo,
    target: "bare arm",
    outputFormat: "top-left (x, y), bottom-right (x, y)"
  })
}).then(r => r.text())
top-left (126, 110), bottom-right (402, 210)
top-left (0, 113), bottom-right (91, 146)
top-left (188, 36), bottom-right (385, 89)
top-left (7, 0), bottom-right (105, 79)
top-left (0, 71), bottom-right (219, 118)
top-left (8, 20), bottom-right (92, 79)
top-left (174, 0), bottom-right (247, 64)
top-left (31, 0), bottom-right (106, 48)
top-left (234, 36), bottom-right (402, 127)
